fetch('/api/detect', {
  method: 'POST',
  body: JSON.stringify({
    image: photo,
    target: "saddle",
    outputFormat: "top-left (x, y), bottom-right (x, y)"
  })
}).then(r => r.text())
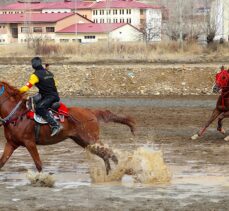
top-left (26, 94), bottom-right (69, 124)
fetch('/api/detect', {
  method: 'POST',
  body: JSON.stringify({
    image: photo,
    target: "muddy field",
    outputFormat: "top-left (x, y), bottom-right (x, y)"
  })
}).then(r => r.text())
top-left (0, 96), bottom-right (229, 211)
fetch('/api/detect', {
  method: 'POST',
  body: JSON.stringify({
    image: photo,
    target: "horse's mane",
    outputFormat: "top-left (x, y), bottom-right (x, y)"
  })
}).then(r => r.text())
top-left (0, 81), bottom-right (24, 101)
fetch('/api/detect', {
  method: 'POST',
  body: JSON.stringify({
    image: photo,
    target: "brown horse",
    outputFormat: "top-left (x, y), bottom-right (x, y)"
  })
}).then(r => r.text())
top-left (0, 81), bottom-right (135, 174)
top-left (192, 69), bottom-right (229, 140)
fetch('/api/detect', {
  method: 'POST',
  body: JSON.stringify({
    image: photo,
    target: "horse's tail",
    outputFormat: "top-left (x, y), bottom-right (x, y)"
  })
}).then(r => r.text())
top-left (92, 109), bottom-right (136, 136)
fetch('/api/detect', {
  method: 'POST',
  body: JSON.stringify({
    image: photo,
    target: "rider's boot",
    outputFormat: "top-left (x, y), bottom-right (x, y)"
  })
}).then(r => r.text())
top-left (45, 112), bottom-right (63, 136)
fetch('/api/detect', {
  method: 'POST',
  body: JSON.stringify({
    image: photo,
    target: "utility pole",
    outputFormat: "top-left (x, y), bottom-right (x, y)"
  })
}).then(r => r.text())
top-left (179, 0), bottom-right (183, 49)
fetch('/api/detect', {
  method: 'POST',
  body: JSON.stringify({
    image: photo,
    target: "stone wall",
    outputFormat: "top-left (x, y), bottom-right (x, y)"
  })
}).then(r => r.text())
top-left (0, 64), bottom-right (219, 96)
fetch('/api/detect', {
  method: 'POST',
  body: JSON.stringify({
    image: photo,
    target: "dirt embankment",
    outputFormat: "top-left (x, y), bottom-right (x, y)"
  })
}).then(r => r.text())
top-left (0, 63), bottom-right (222, 96)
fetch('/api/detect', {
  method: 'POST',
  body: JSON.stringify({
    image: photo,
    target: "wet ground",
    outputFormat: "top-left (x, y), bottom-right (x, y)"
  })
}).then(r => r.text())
top-left (0, 96), bottom-right (229, 211)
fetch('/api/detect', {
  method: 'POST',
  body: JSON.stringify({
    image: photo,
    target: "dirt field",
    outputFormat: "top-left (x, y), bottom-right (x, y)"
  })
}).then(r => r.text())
top-left (0, 96), bottom-right (229, 211)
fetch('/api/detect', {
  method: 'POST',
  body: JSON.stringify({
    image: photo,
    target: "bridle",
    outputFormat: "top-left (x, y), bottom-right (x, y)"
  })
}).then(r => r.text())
top-left (0, 85), bottom-right (23, 126)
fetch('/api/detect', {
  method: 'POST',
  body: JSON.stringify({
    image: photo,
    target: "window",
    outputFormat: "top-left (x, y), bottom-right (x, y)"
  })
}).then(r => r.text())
top-left (127, 18), bottom-right (131, 23)
top-left (127, 9), bottom-right (131, 14)
top-left (100, 10), bottom-right (104, 15)
top-left (113, 9), bottom-right (117, 15)
top-left (11, 27), bottom-right (18, 38)
top-left (46, 27), bottom-right (55, 32)
top-left (60, 39), bottom-right (69, 42)
top-left (21, 27), bottom-right (29, 33)
top-left (33, 27), bottom-right (42, 33)
top-left (120, 9), bottom-right (124, 15)
top-left (140, 9), bottom-right (144, 15)
top-left (84, 36), bottom-right (95, 39)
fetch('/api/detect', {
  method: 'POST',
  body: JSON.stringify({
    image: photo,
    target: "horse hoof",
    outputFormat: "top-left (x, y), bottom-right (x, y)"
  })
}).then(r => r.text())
top-left (224, 136), bottom-right (229, 141)
top-left (218, 128), bottom-right (226, 134)
top-left (191, 134), bottom-right (199, 140)
top-left (221, 129), bottom-right (226, 134)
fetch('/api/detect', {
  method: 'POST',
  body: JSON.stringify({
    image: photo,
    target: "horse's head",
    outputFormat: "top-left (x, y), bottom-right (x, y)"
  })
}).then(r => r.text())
top-left (213, 70), bottom-right (229, 93)
top-left (0, 81), bottom-right (23, 102)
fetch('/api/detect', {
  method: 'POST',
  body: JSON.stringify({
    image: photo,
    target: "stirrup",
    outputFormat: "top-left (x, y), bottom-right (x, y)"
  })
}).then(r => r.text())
top-left (51, 125), bottom-right (63, 137)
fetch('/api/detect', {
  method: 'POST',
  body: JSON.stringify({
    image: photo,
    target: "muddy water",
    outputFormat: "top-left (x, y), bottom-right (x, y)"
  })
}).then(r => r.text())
top-left (0, 96), bottom-right (229, 210)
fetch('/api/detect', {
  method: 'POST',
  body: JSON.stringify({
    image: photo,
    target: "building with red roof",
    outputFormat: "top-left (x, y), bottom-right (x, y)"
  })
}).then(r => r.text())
top-left (56, 23), bottom-right (142, 43)
top-left (0, 0), bottom-right (161, 30)
top-left (0, 12), bottom-right (91, 44)
top-left (0, 0), bottom-right (161, 43)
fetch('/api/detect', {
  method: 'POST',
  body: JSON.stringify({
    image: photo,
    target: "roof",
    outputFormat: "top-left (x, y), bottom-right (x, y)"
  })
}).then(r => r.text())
top-left (0, 2), bottom-right (46, 11)
top-left (43, 1), bottom-right (93, 10)
top-left (0, 13), bottom-right (73, 23)
top-left (57, 23), bottom-right (129, 33)
top-left (90, 0), bottom-right (161, 9)
top-left (0, 1), bottom-right (88, 10)
top-left (0, 0), bottom-right (160, 11)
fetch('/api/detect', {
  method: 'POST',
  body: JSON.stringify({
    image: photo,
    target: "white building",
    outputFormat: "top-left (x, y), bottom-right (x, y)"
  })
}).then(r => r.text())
top-left (211, 0), bottom-right (229, 41)
top-left (56, 23), bottom-right (142, 43)
top-left (90, 1), bottom-right (162, 41)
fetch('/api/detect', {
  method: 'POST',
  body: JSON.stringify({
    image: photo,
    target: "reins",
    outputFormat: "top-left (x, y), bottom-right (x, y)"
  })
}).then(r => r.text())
top-left (0, 100), bottom-right (23, 126)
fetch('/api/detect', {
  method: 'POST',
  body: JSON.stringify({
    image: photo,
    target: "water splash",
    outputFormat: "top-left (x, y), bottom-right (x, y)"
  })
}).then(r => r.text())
top-left (26, 170), bottom-right (55, 187)
top-left (87, 146), bottom-right (171, 184)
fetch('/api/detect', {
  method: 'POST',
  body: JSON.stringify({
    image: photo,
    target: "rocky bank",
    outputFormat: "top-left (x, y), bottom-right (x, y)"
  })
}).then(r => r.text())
top-left (0, 64), bottom-right (221, 96)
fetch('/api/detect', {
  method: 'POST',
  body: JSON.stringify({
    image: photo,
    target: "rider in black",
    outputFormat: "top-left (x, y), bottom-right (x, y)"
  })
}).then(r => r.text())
top-left (20, 57), bottom-right (62, 136)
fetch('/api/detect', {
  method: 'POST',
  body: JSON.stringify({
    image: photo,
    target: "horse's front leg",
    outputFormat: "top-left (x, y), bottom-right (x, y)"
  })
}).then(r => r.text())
top-left (217, 112), bottom-right (227, 134)
top-left (24, 140), bottom-right (42, 172)
top-left (0, 142), bottom-right (18, 169)
top-left (192, 108), bottom-right (221, 140)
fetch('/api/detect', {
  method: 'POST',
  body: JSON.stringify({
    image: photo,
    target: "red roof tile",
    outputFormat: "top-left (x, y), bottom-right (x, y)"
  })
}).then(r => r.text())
top-left (0, 0), bottom-right (160, 10)
top-left (0, 1), bottom-right (93, 10)
top-left (89, 0), bottom-right (160, 9)
top-left (0, 13), bottom-right (73, 23)
top-left (57, 23), bottom-right (127, 33)
top-left (0, 2), bottom-right (46, 10)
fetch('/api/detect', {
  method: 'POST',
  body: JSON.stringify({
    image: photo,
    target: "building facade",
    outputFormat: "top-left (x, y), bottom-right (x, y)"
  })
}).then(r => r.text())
top-left (0, 0), bottom-right (161, 43)
top-left (0, 13), bottom-right (91, 44)
top-left (211, 0), bottom-right (229, 41)
top-left (56, 23), bottom-right (142, 43)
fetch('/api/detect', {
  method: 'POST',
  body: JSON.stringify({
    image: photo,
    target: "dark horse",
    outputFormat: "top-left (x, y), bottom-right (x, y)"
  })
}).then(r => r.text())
top-left (192, 69), bottom-right (229, 140)
top-left (0, 81), bottom-right (135, 174)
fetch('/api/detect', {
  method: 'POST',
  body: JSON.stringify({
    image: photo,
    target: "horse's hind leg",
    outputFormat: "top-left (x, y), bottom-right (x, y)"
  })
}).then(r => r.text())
top-left (87, 143), bottom-right (118, 175)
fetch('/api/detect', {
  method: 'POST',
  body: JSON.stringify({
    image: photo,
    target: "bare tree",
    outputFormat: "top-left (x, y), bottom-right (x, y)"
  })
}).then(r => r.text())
top-left (139, 19), bottom-right (161, 43)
